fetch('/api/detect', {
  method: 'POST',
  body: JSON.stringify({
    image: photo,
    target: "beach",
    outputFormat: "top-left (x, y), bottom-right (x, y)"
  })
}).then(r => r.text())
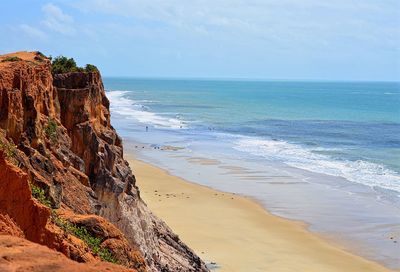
top-left (128, 157), bottom-right (393, 272)
top-left (105, 78), bottom-right (400, 269)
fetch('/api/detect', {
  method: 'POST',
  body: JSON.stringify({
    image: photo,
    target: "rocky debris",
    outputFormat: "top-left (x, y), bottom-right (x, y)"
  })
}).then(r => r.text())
top-left (0, 51), bottom-right (208, 271)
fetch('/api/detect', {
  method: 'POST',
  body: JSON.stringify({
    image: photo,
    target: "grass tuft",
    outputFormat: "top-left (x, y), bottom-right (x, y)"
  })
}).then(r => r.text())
top-left (45, 119), bottom-right (58, 144)
top-left (31, 184), bottom-right (51, 207)
top-left (0, 138), bottom-right (17, 165)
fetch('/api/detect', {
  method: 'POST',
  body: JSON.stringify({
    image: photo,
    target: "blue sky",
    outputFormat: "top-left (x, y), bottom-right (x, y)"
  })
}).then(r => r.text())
top-left (0, 0), bottom-right (399, 80)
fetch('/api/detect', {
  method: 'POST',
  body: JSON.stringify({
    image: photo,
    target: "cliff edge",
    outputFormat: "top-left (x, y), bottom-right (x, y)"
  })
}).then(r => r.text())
top-left (0, 51), bottom-right (208, 271)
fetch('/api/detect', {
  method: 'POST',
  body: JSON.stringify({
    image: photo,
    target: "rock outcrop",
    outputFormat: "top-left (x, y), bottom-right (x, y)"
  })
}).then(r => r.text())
top-left (0, 52), bottom-right (208, 271)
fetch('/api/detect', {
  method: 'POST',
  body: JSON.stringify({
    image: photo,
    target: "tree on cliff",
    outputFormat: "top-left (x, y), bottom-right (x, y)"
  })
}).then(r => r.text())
top-left (84, 64), bottom-right (99, 72)
top-left (51, 56), bottom-right (98, 74)
top-left (51, 56), bottom-right (81, 74)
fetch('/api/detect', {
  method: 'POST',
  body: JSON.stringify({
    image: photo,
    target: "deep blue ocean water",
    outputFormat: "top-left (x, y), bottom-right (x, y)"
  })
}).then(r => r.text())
top-left (104, 78), bottom-right (400, 193)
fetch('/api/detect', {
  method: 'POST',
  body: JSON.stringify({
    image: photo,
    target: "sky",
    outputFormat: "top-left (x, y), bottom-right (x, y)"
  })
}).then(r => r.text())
top-left (0, 0), bottom-right (399, 81)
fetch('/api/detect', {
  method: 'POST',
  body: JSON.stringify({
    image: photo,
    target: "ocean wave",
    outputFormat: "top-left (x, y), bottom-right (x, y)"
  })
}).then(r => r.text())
top-left (107, 90), bottom-right (187, 129)
top-left (233, 137), bottom-right (400, 193)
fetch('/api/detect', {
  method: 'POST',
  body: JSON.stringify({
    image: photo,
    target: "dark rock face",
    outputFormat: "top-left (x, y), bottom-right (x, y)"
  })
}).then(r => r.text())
top-left (0, 52), bottom-right (208, 272)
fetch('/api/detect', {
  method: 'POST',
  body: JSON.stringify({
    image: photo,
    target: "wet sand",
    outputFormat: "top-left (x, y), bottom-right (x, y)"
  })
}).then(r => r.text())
top-left (129, 158), bottom-right (394, 272)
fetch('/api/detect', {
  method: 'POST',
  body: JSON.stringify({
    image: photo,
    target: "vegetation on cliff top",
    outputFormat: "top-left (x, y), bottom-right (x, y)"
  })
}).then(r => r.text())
top-left (51, 56), bottom-right (98, 75)
top-left (1, 56), bottom-right (22, 62)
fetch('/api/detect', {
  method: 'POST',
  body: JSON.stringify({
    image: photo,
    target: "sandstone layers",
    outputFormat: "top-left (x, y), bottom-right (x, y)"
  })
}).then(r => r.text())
top-left (0, 52), bottom-right (208, 272)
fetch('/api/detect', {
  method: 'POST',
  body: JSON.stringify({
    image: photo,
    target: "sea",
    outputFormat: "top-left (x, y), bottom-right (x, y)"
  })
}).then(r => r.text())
top-left (104, 78), bottom-right (400, 269)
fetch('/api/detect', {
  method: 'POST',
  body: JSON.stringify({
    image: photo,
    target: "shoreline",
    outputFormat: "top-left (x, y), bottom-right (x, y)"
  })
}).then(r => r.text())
top-left (127, 156), bottom-right (394, 272)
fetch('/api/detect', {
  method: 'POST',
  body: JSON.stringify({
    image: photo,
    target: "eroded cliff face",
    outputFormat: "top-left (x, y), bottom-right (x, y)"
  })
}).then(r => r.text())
top-left (0, 153), bottom-right (143, 271)
top-left (0, 51), bottom-right (208, 272)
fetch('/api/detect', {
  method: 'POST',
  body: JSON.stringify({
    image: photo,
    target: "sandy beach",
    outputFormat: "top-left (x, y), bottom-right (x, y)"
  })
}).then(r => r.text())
top-left (128, 157), bottom-right (394, 272)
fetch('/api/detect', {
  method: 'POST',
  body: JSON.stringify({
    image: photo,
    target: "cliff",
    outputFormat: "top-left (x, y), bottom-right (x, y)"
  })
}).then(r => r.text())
top-left (0, 51), bottom-right (208, 271)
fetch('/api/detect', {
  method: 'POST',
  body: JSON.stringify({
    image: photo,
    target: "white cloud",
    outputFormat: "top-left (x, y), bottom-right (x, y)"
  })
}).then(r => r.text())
top-left (42, 3), bottom-right (75, 35)
top-left (19, 24), bottom-right (47, 39)
top-left (71, 0), bottom-right (399, 51)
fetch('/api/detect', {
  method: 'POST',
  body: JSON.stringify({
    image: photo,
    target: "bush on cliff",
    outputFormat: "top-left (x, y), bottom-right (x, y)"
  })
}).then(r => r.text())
top-left (51, 56), bottom-right (99, 74)
top-left (51, 212), bottom-right (117, 263)
top-left (45, 119), bottom-right (58, 144)
top-left (51, 56), bottom-right (82, 74)
top-left (0, 138), bottom-right (17, 165)
top-left (1, 56), bottom-right (22, 62)
top-left (85, 64), bottom-right (99, 72)
top-left (31, 184), bottom-right (51, 207)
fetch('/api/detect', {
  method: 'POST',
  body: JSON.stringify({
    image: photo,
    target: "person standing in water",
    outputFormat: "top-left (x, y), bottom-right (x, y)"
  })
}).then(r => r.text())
top-left (146, 126), bottom-right (148, 132)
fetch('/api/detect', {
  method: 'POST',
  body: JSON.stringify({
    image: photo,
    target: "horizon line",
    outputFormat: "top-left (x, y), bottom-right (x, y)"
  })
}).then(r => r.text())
top-left (101, 75), bottom-right (400, 83)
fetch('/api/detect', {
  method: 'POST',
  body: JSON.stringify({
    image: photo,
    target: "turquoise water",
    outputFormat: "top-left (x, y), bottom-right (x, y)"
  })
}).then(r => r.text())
top-left (104, 79), bottom-right (400, 123)
top-left (105, 78), bottom-right (400, 192)
top-left (104, 78), bottom-right (400, 268)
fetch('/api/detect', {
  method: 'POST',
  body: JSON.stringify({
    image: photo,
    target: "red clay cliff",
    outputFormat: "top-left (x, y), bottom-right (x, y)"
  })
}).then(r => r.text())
top-left (0, 51), bottom-right (208, 272)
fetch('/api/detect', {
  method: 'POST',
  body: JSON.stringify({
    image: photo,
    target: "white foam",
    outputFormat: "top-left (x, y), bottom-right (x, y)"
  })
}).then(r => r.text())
top-left (233, 137), bottom-right (400, 193)
top-left (107, 90), bottom-right (186, 129)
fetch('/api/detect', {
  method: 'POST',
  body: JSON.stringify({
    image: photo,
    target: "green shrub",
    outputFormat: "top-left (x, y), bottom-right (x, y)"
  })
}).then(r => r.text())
top-left (31, 184), bottom-right (51, 207)
top-left (52, 212), bottom-right (75, 232)
top-left (0, 138), bottom-right (17, 164)
top-left (73, 226), bottom-right (117, 263)
top-left (85, 64), bottom-right (98, 72)
top-left (51, 55), bottom-right (99, 74)
top-left (51, 56), bottom-right (79, 74)
top-left (74, 226), bottom-right (102, 252)
top-left (1, 56), bottom-right (22, 62)
top-left (52, 212), bottom-right (117, 263)
top-left (45, 119), bottom-right (58, 144)
top-left (99, 247), bottom-right (117, 263)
